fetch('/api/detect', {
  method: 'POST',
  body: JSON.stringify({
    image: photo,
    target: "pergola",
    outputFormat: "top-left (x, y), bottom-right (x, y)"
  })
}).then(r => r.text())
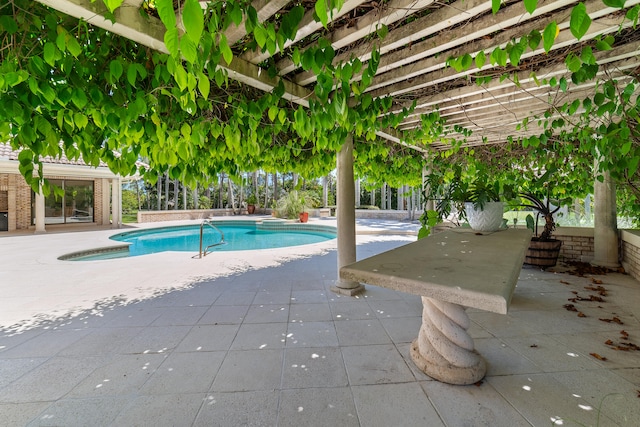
top-left (29, 0), bottom-right (638, 291)
top-left (34, 0), bottom-right (640, 149)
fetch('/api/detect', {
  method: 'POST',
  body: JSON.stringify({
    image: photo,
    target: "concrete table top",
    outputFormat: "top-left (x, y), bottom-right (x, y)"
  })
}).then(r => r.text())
top-left (340, 228), bottom-right (533, 314)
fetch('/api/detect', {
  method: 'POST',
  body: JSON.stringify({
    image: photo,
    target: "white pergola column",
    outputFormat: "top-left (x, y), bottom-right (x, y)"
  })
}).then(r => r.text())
top-left (332, 134), bottom-right (364, 296)
top-left (592, 169), bottom-right (619, 267)
top-left (322, 176), bottom-right (328, 207)
top-left (355, 178), bottom-right (361, 208)
top-left (111, 177), bottom-right (122, 229)
top-left (101, 178), bottom-right (111, 225)
top-left (34, 182), bottom-right (46, 234)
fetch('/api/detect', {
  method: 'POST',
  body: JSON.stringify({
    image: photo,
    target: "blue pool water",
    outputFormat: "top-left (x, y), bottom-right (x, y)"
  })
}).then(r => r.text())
top-left (62, 222), bottom-right (336, 260)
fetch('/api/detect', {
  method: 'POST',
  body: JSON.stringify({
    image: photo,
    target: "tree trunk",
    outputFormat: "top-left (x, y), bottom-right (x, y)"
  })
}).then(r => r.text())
top-left (273, 172), bottom-right (278, 203)
top-left (136, 179), bottom-right (141, 211)
top-left (218, 174), bottom-right (224, 209)
top-left (182, 183), bottom-right (187, 210)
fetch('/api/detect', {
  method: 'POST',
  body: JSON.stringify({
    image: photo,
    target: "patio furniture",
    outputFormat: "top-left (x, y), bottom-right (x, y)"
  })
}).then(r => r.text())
top-left (340, 228), bottom-right (532, 385)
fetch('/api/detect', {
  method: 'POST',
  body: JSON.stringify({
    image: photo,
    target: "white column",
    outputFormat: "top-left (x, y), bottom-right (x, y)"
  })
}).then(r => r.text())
top-left (111, 177), bottom-right (121, 229)
top-left (332, 134), bottom-right (364, 296)
top-left (101, 179), bottom-right (110, 225)
top-left (355, 178), bottom-right (361, 208)
top-left (381, 183), bottom-right (386, 209)
top-left (322, 176), bottom-right (328, 207)
top-left (34, 183), bottom-right (46, 234)
top-left (592, 170), bottom-right (619, 267)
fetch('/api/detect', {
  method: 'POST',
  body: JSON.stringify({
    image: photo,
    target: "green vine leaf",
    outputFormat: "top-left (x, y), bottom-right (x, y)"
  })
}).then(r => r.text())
top-left (475, 51), bottom-right (486, 68)
top-left (523, 0), bottom-right (537, 14)
top-left (219, 34), bottom-right (233, 65)
top-left (492, 0), bottom-right (501, 14)
top-left (182, 0), bottom-right (204, 44)
top-left (542, 22), bottom-right (558, 53)
top-left (155, 0), bottom-right (177, 29)
top-left (164, 28), bottom-right (180, 57)
top-left (102, 0), bottom-right (125, 13)
top-left (180, 36), bottom-right (198, 63)
top-left (602, 0), bottom-right (626, 8)
top-left (570, 3), bottom-right (591, 40)
top-left (315, 0), bottom-right (329, 27)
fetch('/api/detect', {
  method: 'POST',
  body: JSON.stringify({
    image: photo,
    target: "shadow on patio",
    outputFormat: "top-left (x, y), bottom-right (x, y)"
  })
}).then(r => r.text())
top-left (1, 237), bottom-right (639, 426)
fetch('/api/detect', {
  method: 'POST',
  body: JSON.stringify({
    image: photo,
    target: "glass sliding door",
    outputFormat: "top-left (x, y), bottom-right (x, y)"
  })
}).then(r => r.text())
top-left (43, 179), bottom-right (64, 224)
top-left (33, 179), bottom-right (95, 225)
top-left (65, 180), bottom-right (94, 222)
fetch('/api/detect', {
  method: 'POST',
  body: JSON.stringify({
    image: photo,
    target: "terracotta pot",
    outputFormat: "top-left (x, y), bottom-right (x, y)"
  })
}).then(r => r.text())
top-left (299, 212), bottom-right (309, 223)
top-left (247, 204), bottom-right (256, 214)
top-left (524, 238), bottom-right (562, 268)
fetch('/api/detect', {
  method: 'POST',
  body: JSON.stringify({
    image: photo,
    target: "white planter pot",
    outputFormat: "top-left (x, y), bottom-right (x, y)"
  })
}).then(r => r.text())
top-left (464, 201), bottom-right (504, 232)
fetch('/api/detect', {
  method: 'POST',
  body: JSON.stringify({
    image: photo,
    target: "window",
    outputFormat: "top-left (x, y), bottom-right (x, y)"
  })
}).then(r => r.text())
top-left (33, 179), bottom-right (94, 224)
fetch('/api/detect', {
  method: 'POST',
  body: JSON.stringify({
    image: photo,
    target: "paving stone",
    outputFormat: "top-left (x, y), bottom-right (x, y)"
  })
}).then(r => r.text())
top-left (27, 396), bottom-right (129, 427)
top-left (285, 321), bottom-right (339, 347)
top-left (194, 390), bottom-right (279, 427)
top-left (198, 305), bottom-right (248, 324)
top-left (278, 387), bottom-right (359, 427)
top-left (334, 318), bottom-right (392, 346)
top-left (422, 380), bottom-right (530, 426)
top-left (281, 347), bottom-right (348, 388)
top-left (141, 351), bottom-right (225, 395)
top-left (211, 349), bottom-right (283, 392)
top-left (353, 383), bottom-right (444, 426)
top-left (175, 324), bottom-right (240, 352)
top-left (110, 393), bottom-right (204, 426)
top-left (341, 344), bottom-right (415, 385)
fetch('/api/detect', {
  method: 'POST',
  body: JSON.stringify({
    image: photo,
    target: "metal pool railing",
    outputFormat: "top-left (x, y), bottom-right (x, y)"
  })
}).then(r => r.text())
top-left (198, 219), bottom-right (225, 258)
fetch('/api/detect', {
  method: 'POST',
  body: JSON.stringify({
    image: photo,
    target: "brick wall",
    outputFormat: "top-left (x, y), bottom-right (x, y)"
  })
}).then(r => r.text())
top-left (94, 179), bottom-right (104, 224)
top-left (15, 177), bottom-right (32, 230)
top-left (621, 230), bottom-right (640, 282)
top-left (138, 209), bottom-right (239, 223)
top-left (555, 231), bottom-right (595, 263)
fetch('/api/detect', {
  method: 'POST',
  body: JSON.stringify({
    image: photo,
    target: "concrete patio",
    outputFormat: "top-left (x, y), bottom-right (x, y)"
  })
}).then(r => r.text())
top-left (0, 219), bottom-right (639, 426)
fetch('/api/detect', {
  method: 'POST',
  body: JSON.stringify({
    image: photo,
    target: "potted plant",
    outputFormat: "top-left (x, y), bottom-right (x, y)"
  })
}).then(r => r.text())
top-left (275, 190), bottom-right (316, 221)
top-left (298, 194), bottom-right (309, 223)
top-left (246, 194), bottom-right (257, 214)
top-left (463, 180), bottom-right (513, 232)
top-left (520, 192), bottom-right (562, 268)
top-left (420, 166), bottom-right (514, 236)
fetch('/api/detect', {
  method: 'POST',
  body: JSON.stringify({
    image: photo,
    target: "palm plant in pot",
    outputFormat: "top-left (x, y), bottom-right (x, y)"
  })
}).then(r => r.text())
top-left (246, 194), bottom-right (258, 214)
top-left (275, 190), bottom-right (317, 222)
top-left (520, 192), bottom-right (562, 268)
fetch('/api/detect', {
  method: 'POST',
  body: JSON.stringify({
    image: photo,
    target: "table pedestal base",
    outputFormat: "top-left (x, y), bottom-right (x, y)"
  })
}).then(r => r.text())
top-left (410, 297), bottom-right (486, 385)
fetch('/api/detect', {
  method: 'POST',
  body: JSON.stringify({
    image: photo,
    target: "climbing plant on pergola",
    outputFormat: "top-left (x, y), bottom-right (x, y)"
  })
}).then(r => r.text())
top-left (0, 0), bottom-right (638, 219)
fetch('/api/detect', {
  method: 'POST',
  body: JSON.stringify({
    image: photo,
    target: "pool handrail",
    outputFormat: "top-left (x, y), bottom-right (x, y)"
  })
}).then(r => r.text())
top-left (199, 219), bottom-right (226, 258)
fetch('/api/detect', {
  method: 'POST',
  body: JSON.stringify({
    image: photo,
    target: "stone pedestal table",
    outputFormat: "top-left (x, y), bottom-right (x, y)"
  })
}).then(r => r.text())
top-left (340, 228), bottom-right (532, 385)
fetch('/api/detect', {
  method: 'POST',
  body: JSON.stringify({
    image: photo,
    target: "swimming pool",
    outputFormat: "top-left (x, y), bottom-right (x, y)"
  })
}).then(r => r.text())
top-left (59, 220), bottom-right (336, 261)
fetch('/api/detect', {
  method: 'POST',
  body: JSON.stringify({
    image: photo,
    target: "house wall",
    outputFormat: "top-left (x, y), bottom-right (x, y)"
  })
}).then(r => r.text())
top-left (0, 172), bottom-right (107, 231)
